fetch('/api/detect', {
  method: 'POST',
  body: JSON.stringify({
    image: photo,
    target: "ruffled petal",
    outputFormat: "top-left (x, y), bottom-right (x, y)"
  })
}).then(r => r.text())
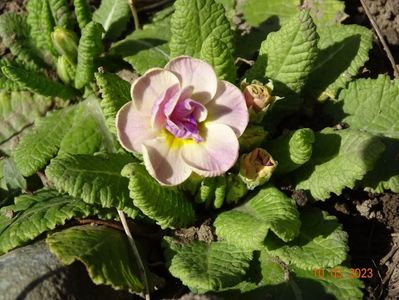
top-left (142, 136), bottom-right (192, 185)
top-left (206, 80), bottom-right (248, 137)
top-left (181, 123), bottom-right (239, 177)
top-left (165, 56), bottom-right (217, 104)
top-left (131, 68), bottom-right (180, 115)
top-left (116, 102), bottom-right (157, 153)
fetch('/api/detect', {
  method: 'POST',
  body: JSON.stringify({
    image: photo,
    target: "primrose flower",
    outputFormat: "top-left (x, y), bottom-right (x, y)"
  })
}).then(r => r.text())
top-left (116, 56), bottom-right (249, 185)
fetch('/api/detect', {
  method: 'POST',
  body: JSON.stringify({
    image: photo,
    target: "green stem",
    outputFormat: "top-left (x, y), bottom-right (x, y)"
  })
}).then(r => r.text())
top-left (128, 0), bottom-right (141, 30)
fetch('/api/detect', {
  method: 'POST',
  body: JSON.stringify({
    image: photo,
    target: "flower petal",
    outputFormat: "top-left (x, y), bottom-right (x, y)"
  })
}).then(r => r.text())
top-left (165, 56), bottom-right (217, 104)
top-left (206, 80), bottom-right (248, 137)
top-left (142, 136), bottom-right (192, 185)
top-left (131, 68), bottom-right (180, 115)
top-left (116, 102), bottom-right (157, 153)
top-left (181, 123), bottom-right (239, 177)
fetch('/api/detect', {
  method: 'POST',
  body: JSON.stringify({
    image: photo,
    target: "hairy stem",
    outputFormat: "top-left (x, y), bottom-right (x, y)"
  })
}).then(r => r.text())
top-left (128, 0), bottom-right (141, 30)
top-left (117, 209), bottom-right (150, 300)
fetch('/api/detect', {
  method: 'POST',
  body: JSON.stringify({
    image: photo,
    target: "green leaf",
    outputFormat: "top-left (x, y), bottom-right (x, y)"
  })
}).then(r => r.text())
top-left (0, 13), bottom-right (43, 68)
top-left (72, 0), bottom-right (92, 29)
top-left (48, 0), bottom-right (73, 28)
top-left (363, 137), bottom-right (399, 193)
top-left (246, 11), bottom-right (318, 94)
top-left (294, 128), bottom-right (385, 200)
top-left (338, 75), bottom-right (399, 139)
top-left (27, 0), bottom-right (58, 61)
top-left (0, 91), bottom-right (52, 155)
top-left (93, 0), bottom-right (130, 40)
top-left (214, 185), bottom-right (301, 250)
top-left (2, 158), bottom-right (26, 191)
top-left (46, 153), bottom-right (138, 217)
top-left (47, 225), bottom-right (144, 292)
top-left (1, 65), bottom-right (77, 100)
top-left (75, 21), bottom-right (104, 89)
top-left (200, 36), bottom-right (236, 82)
top-left (170, 0), bottom-right (234, 58)
top-left (267, 128), bottom-right (315, 175)
top-left (95, 72), bottom-right (131, 134)
top-left (110, 22), bottom-right (171, 74)
top-left (164, 237), bottom-right (253, 293)
top-left (0, 189), bottom-right (94, 255)
top-left (242, 0), bottom-right (346, 27)
top-left (305, 25), bottom-right (372, 100)
top-left (264, 207), bottom-right (348, 270)
top-left (122, 163), bottom-right (195, 229)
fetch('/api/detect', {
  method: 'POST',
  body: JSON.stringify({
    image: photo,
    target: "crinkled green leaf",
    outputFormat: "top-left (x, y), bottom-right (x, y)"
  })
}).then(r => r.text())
top-left (363, 137), bottom-right (399, 193)
top-left (246, 11), bottom-right (318, 94)
top-left (72, 0), bottom-right (92, 29)
top-left (46, 153), bottom-right (138, 218)
top-left (0, 13), bottom-right (43, 68)
top-left (122, 163), bottom-right (195, 229)
top-left (164, 237), bottom-right (253, 293)
top-left (339, 75), bottom-right (399, 139)
top-left (265, 207), bottom-right (348, 270)
top-left (75, 21), bottom-right (104, 89)
top-left (13, 98), bottom-right (112, 177)
top-left (95, 72), bottom-right (131, 134)
top-left (47, 225), bottom-right (144, 292)
top-left (2, 158), bottom-right (26, 191)
top-left (93, 0), bottom-right (130, 40)
top-left (268, 128), bottom-right (315, 175)
top-left (214, 185), bottom-right (301, 250)
top-left (0, 91), bottom-right (52, 155)
top-left (48, 0), bottom-right (73, 28)
top-left (295, 128), bottom-right (384, 200)
top-left (242, 0), bottom-right (346, 27)
top-left (1, 65), bottom-right (76, 100)
top-left (305, 24), bottom-right (372, 100)
top-left (27, 0), bottom-right (58, 61)
top-left (0, 189), bottom-right (94, 255)
top-left (170, 0), bottom-right (234, 58)
top-left (200, 36), bottom-right (236, 82)
top-left (110, 22), bottom-right (171, 74)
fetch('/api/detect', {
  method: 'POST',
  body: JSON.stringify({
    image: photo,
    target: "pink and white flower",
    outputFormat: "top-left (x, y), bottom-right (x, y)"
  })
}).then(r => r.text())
top-left (116, 56), bottom-right (248, 185)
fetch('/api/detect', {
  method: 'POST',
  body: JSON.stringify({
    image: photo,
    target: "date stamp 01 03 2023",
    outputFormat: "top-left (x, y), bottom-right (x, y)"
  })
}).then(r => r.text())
top-left (311, 267), bottom-right (374, 283)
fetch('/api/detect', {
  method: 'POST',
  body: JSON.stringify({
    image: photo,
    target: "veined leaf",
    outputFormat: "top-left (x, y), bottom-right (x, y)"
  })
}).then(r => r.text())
top-left (93, 0), bottom-right (130, 40)
top-left (0, 91), bottom-right (52, 155)
top-left (47, 225), bottom-right (151, 292)
top-left (0, 13), bottom-right (43, 68)
top-left (95, 72), bottom-right (131, 134)
top-left (122, 163), bottom-right (195, 229)
top-left (267, 128), bottom-right (315, 174)
top-left (73, 0), bottom-right (92, 29)
top-left (46, 153), bottom-right (138, 217)
top-left (170, 0), bottom-right (234, 58)
top-left (1, 65), bottom-right (77, 100)
top-left (200, 36), bottom-right (236, 82)
top-left (295, 128), bottom-right (384, 200)
top-left (164, 237), bottom-right (252, 293)
top-left (0, 189), bottom-right (94, 255)
top-left (110, 22), bottom-right (171, 74)
top-left (246, 11), bottom-right (318, 94)
top-left (75, 21), bottom-right (104, 89)
top-left (2, 158), bottom-right (26, 191)
top-left (48, 0), bottom-right (73, 28)
top-left (26, 0), bottom-right (58, 62)
top-left (305, 24), bottom-right (372, 100)
top-left (214, 185), bottom-right (300, 250)
top-left (264, 207), bottom-right (348, 270)
top-left (339, 75), bottom-right (399, 139)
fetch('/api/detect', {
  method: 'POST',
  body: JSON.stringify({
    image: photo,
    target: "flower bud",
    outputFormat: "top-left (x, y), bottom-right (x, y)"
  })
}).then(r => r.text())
top-left (238, 125), bottom-right (267, 152)
top-left (239, 148), bottom-right (277, 190)
top-left (51, 26), bottom-right (78, 63)
top-left (225, 173), bottom-right (248, 204)
top-left (56, 55), bottom-right (76, 84)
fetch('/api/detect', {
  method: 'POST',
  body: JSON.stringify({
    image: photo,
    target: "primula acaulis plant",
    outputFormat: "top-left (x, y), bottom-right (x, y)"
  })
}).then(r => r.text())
top-left (0, 0), bottom-right (398, 299)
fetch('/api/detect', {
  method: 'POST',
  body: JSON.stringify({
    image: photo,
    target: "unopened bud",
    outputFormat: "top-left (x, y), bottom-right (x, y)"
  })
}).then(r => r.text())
top-left (239, 148), bottom-right (277, 190)
top-left (51, 26), bottom-right (78, 62)
top-left (225, 173), bottom-right (248, 204)
top-left (238, 125), bottom-right (267, 152)
top-left (56, 56), bottom-right (76, 84)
